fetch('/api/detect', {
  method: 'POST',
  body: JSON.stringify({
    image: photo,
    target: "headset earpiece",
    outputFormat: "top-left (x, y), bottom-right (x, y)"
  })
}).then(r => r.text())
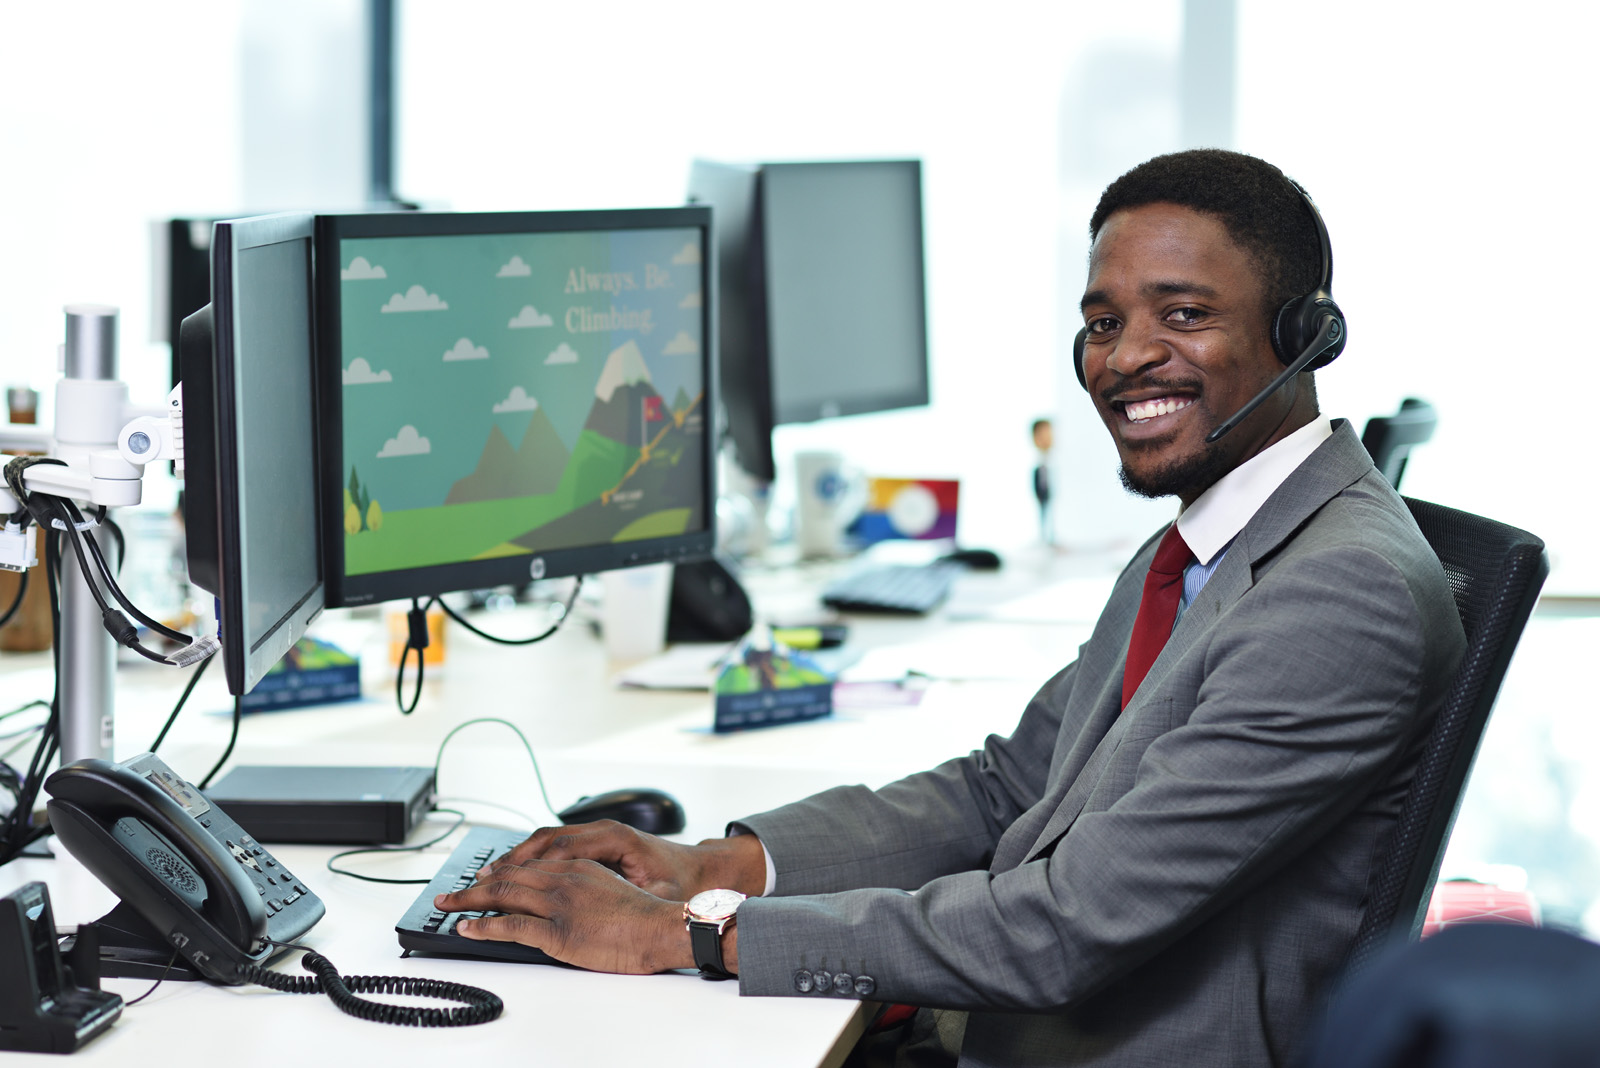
top-left (1272, 292), bottom-right (1345, 371)
top-left (1073, 327), bottom-right (1088, 390)
top-left (1270, 179), bottom-right (1346, 370)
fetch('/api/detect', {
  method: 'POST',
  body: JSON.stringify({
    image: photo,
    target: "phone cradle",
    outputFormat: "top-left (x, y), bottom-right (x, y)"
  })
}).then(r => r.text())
top-left (64, 900), bottom-right (206, 982)
top-left (0, 882), bottom-right (123, 1054)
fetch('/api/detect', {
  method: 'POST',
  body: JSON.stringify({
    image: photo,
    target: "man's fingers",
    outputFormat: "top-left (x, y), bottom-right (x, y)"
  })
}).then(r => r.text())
top-left (443, 859), bottom-right (617, 912)
top-left (500, 821), bottom-right (631, 867)
top-left (454, 910), bottom-right (553, 947)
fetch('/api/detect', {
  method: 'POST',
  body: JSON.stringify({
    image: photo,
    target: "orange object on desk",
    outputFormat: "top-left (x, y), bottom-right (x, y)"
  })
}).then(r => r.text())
top-left (387, 605), bottom-right (447, 667)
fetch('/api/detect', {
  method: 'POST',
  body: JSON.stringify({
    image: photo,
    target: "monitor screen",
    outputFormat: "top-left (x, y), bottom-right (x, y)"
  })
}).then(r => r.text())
top-left (761, 160), bottom-right (929, 425)
top-left (314, 208), bottom-right (716, 607)
top-left (181, 213), bottom-right (325, 695)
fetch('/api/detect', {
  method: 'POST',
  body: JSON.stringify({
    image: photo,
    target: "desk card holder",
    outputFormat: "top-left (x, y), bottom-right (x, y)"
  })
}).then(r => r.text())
top-left (712, 628), bottom-right (834, 733)
top-left (0, 882), bottom-right (123, 1054)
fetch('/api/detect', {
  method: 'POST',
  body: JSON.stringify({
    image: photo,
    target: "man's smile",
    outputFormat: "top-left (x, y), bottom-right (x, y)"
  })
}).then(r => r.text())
top-left (1119, 395), bottom-right (1195, 424)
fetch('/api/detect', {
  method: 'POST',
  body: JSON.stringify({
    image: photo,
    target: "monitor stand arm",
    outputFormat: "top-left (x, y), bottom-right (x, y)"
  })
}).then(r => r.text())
top-left (1, 305), bottom-right (189, 766)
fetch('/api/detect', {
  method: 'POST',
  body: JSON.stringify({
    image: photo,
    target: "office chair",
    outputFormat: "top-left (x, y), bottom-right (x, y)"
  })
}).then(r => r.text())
top-left (1343, 498), bottom-right (1547, 975)
top-left (1362, 398), bottom-right (1438, 489)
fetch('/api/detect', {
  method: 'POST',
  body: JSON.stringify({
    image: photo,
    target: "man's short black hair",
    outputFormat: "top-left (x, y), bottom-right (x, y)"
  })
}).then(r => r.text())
top-left (1088, 149), bottom-right (1323, 325)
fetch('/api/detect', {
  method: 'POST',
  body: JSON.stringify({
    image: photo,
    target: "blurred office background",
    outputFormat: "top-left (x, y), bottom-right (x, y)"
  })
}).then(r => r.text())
top-left (1, 0), bottom-right (1596, 926)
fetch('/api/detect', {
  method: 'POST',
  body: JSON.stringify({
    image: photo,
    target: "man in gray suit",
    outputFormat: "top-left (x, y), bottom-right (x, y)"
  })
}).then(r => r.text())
top-left (437, 150), bottom-right (1466, 1067)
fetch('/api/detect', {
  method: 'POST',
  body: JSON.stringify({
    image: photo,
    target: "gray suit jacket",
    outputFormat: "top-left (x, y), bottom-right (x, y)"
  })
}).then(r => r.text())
top-left (734, 422), bottom-right (1466, 1067)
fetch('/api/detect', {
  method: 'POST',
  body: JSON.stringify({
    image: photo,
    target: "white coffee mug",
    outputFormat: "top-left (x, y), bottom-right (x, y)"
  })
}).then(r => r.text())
top-left (794, 450), bottom-right (863, 557)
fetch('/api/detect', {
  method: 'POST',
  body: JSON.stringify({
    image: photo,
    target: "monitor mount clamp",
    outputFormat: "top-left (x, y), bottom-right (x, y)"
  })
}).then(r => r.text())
top-left (1, 304), bottom-right (203, 766)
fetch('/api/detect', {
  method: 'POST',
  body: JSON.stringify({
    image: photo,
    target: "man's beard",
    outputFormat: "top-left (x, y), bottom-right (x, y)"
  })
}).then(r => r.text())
top-left (1118, 436), bottom-right (1234, 501)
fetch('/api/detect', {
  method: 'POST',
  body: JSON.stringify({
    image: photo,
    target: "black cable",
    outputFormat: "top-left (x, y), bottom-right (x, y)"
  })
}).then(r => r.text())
top-left (44, 497), bottom-right (193, 665)
top-left (395, 596), bottom-right (431, 715)
top-left (433, 576), bottom-right (584, 645)
top-left (0, 530), bottom-right (62, 862)
top-left (325, 807), bottom-right (467, 884)
top-left (3, 456), bottom-right (66, 527)
top-left (195, 695), bottom-right (242, 791)
top-left (0, 699), bottom-right (49, 725)
top-left (0, 567), bottom-right (26, 629)
top-left (392, 579), bottom-right (582, 716)
top-left (98, 513), bottom-right (125, 576)
top-left (238, 943), bottom-right (502, 1027)
top-left (81, 524), bottom-right (191, 645)
top-left (123, 949), bottom-right (180, 1006)
top-left (148, 654), bottom-right (215, 754)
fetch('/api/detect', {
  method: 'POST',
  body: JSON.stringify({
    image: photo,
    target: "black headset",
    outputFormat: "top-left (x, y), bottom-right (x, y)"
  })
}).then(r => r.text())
top-left (1072, 179), bottom-right (1347, 444)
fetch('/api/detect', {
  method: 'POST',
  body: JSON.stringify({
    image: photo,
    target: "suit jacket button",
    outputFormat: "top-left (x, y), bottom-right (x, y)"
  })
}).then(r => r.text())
top-left (813, 969), bottom-right (833, 993)
top-left (832, 972), bottom-right (854, 995)
top-left (793, 970), bottom-right (814, 993)
top-left (854, 975), bottom-right (876, 997)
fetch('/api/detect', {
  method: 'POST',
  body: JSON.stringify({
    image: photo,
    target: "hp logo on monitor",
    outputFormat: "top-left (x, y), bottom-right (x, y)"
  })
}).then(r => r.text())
top-left (529, 558), bottom-right (546, 580)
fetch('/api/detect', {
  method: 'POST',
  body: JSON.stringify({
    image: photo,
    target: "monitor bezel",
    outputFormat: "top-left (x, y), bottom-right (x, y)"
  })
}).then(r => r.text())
top-left (313, 206), bottom-right (718, 609)
top-left (208, 212), bottom-right (326, 695)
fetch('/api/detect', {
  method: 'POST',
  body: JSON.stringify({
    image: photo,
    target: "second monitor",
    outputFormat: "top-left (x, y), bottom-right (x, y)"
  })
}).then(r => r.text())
top-left (314, 208), bottom-right (716, 608)
top-left (689, 159), bottom-right (930, 483)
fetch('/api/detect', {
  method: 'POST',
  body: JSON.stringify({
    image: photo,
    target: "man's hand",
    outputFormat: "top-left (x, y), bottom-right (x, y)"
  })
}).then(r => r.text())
top-left (434, 858), bottom-right (692, 974)
top-left (495, 820), bottom-right (767, 901)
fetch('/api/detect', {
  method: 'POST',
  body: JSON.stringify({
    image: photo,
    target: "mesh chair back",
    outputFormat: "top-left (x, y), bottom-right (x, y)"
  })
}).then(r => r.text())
top-left (1345, 497), bottom-right (1547, 973)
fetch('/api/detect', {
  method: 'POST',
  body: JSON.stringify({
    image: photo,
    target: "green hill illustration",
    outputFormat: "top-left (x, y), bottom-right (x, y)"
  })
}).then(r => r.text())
top-left (344, 338), bottom-right (703, 577)
top-left (446, 407), bottom-right (569, 504)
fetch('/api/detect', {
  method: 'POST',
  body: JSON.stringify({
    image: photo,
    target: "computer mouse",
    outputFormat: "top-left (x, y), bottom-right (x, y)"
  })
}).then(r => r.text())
top-left (557, 787), bottom-right (687, 835)
top-left (941, 547), bottom-right (1002, 570)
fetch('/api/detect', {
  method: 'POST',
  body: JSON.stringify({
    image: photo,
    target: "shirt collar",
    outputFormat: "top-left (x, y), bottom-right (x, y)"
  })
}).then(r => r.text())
top-left (1175, 417), bottom-right (1334, 565)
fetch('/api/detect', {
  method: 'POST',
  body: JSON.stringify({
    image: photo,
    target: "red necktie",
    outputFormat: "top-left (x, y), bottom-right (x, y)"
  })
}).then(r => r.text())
top-left (1121, 524), bottom-right (1193, 709)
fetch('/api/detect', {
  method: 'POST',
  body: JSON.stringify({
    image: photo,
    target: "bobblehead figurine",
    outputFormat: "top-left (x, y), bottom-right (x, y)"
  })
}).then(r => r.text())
top-left (1031, 417), bottom-right (1054, 544)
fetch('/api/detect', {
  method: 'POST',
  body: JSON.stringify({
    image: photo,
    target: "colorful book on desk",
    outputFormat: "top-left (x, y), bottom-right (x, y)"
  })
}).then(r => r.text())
top-left (240, 636), bottom-right (361, 712)
top-left (712, 631), bottom-right (833, 732)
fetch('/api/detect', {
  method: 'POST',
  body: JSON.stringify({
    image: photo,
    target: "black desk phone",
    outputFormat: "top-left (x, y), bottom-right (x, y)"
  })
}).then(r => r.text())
top-left (45, 752), bottom-right (325, 984)
top-left (44, 753), bottom-right (502, 1026)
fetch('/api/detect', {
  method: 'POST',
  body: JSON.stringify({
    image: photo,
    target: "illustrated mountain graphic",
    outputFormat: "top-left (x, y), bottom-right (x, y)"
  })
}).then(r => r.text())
top-left (585, 339), bottom-right (663, 448)
top-left (445, 406), bottom-right (570, 504)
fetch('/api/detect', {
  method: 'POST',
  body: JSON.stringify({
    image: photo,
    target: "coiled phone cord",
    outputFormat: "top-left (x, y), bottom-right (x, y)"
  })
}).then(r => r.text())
top-left (238, 946), bottom-right (503, 1027)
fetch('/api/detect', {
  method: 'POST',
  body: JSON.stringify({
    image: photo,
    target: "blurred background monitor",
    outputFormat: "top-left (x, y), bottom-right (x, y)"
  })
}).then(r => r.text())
top-left (179, 213), bottom-right (325, 695)
top-left (155, 218), bottom-right (216, 391)
top-left (313, 207), bottom-right (716, 608)
top-left (689, 159), bottom-right (930, 484)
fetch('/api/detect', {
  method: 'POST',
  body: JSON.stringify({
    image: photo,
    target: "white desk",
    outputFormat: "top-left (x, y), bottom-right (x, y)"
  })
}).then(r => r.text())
top-left (0, 548), bottom-right (1115, 1066)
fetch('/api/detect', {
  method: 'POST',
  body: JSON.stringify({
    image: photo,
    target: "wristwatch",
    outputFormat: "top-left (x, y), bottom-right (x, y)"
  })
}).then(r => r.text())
top-left (684, 888), bottom-right (746, 980)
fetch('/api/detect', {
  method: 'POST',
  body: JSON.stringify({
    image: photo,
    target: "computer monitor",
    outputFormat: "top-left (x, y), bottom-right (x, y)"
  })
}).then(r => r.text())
top-left (313, 207), bottom-right (716, 608)
top-left (157, 218), bottom-right (216, 391)
top-left (179, 213), bottom-right (326, 695)
top-left (689, 159), bottom-right (929, 482)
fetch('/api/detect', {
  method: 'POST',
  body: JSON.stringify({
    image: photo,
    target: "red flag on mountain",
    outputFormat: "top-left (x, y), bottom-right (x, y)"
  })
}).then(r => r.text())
top-left (643, 395), bottom-right (664, 422)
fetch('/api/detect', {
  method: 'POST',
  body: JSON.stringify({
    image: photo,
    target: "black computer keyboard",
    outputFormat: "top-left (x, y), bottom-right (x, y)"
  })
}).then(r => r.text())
top-left (821, 561), bottom-right (962, 614)
top-left (395, 826), bottom-right (560, 965)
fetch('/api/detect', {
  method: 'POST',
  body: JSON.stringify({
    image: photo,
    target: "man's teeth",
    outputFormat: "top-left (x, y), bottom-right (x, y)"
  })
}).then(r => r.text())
top-left (1124, 396), bottom-right (1193, 423)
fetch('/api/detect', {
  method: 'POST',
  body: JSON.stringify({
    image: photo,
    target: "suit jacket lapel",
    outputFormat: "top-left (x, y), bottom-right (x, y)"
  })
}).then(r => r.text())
top-left (1009, 421), bottom-right (1376, 868)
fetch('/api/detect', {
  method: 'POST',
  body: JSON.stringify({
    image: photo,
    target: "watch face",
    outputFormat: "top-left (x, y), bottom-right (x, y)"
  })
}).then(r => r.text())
top-left (688, 888), bottom-right (745, 921)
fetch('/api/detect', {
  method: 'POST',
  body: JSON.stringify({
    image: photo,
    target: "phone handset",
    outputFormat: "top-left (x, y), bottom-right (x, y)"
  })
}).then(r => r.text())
top-left (45, 755), bottom-right (273, 979)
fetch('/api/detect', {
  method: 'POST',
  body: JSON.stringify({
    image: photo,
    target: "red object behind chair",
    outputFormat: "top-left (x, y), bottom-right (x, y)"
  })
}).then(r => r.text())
top-left (1421, 880), bottom-right (1540, 939)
